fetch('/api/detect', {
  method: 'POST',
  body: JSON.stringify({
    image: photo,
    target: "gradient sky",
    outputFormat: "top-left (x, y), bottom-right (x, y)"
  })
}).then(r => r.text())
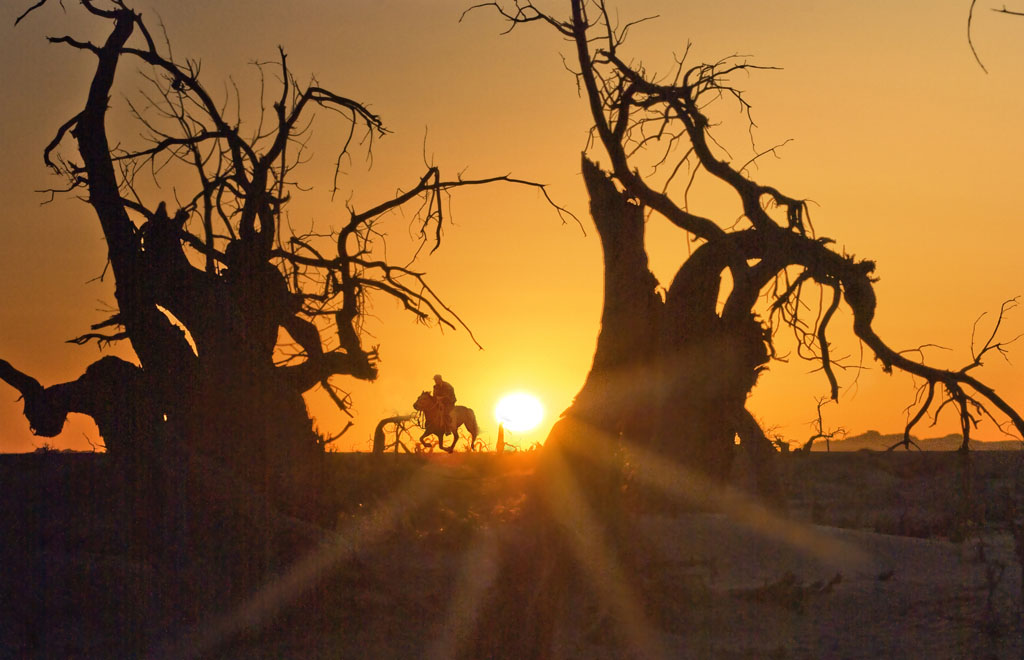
top-left (1, 0), bottom-right (1022, 453)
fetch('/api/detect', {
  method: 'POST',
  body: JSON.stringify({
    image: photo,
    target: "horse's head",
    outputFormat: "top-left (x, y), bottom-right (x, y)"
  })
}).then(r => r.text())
top-left (413, 391), bottom-right (432, 412)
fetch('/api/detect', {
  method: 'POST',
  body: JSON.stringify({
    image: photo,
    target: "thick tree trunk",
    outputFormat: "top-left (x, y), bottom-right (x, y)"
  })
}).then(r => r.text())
top-left (473, 159), bottom-right (663, 658)
top-left (566, 160), bottom-right (776, 497)
top-left (603, 224), bottom-right (766, 500)
top-left (564, 158), bottom-right (662, 438)
top-left (654, 309), bottom-right (770, 489)
top-left (543, 154), bottom-right (662, 562)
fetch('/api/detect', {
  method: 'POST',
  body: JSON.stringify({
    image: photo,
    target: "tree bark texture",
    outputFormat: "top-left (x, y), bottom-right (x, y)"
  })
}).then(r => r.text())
top-left (558, 158), bottom-right (776, 497)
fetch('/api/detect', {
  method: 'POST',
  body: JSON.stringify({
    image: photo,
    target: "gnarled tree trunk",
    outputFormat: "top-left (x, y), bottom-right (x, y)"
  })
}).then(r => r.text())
top-left (553, 159), bottom-right (781, 504)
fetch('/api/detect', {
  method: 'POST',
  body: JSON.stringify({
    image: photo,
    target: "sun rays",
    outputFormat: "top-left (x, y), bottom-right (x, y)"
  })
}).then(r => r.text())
top-left (153, 466), bottom-right (446, 658)
top-left (154, 435), bottom-right (867, 658)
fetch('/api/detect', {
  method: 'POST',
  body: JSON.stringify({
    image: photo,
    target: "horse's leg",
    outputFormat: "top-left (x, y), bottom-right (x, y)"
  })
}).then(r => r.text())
top-left (420, 430), bottom-right (432, 447)
top-left (444, 431), bottom-right (456, 454)
top-left (464, 416), bottom-right (479, 451)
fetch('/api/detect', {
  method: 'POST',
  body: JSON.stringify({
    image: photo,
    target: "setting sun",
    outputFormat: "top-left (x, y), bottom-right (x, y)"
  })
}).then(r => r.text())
top-left (494, 392), bottom-right (545, 433)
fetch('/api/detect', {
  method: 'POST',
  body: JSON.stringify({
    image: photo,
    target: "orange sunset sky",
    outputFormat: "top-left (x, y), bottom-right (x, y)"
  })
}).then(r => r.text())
top-left (1, 0), bottom-right (1022, 453)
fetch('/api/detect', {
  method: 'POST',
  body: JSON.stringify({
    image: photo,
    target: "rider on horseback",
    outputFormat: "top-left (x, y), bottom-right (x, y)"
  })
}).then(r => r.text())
top-left (432, 374), bottom-right (456, 432)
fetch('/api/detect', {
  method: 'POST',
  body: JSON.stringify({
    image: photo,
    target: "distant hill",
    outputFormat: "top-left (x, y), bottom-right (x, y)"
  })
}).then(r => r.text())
top-left (807, 430), bottom-right (1022, 452)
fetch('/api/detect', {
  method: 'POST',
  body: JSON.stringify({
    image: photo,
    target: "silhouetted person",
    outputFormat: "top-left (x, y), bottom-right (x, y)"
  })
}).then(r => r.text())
top-left (432, 374), bottom-right (456, 431)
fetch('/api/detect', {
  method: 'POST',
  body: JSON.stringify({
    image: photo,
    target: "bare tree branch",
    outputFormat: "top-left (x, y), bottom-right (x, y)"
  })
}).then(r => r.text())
top-left (479, 0), bottom-right (1024, 451)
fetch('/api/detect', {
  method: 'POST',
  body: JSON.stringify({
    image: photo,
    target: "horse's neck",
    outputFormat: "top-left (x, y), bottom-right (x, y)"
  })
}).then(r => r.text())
top-left (423, 397), bottom-right (443, 422)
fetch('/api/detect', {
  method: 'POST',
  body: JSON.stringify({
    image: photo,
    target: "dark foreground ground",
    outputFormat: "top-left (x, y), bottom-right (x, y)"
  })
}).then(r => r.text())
top-left (2, 448), bottom-right (1023, 658)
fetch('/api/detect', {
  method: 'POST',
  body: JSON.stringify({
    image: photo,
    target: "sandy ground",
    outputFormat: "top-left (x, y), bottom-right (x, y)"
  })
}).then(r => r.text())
top-left (635, 515), bottom-right (1020, 659)
top-left (2, 450), bottom-right (1022, 658)
top-left (203, 512), bottom-right (1021, 659)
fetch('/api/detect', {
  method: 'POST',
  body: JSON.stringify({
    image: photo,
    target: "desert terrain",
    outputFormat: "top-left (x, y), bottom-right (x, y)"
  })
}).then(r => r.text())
top-left (1, 445), bottom-right (1023, 658)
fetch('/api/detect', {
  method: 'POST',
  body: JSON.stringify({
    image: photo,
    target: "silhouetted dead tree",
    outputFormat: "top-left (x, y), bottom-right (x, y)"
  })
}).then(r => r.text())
top-left (372, 415), bottom-right (417, 454)
top-left (804, 397), bottom-right (847, 453)
top-left (4, 2), bottom-right (567, 489)
top-left (478, 0), bottom-right (1023, 487)
top-left (466, 2), bottom-right (1023, 655)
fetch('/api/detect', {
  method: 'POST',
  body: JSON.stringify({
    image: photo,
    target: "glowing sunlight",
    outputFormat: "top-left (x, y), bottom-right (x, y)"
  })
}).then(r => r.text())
top-left (494, 392), bottom-right (544, 432)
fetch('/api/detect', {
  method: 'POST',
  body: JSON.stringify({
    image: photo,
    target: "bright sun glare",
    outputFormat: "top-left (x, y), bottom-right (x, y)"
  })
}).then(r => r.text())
top-left (494, 392), bottom-right (544, 433)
